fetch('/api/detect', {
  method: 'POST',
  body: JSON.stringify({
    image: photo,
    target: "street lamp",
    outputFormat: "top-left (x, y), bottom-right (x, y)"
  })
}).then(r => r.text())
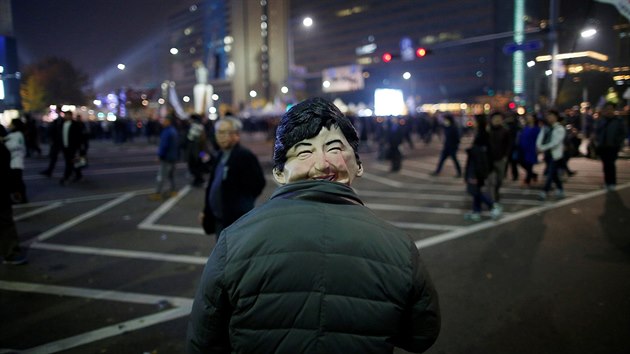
top-left (402, 72), bottom-right (411, 80)
top-left (287, 16), bottom-right (314, 93)
top-left (117, 63), bottom-right (126, 70)
top-left (302, 17), bottom-right (313, 27)
top-left (580, 28), bottom-right (597, 39)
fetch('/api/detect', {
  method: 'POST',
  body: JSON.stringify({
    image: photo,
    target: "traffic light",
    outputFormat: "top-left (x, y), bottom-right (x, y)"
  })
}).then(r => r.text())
top-left (416, 48), bottom-right (427, 57)
top-left (382, 52), bottom-right (393, 63)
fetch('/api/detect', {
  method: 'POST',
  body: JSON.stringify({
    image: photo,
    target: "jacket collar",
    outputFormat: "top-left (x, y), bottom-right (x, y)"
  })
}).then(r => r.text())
top-left (271, 180), bottom-right (364, 206)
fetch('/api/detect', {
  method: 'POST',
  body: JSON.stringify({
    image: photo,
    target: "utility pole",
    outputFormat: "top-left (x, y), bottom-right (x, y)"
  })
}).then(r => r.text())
top-left (549, 0), bottom-right (560, 107)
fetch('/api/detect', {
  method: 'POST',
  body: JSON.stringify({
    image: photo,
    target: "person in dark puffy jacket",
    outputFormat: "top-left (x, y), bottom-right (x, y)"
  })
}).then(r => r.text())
top-left (186, 97), bottom-right (440, 354)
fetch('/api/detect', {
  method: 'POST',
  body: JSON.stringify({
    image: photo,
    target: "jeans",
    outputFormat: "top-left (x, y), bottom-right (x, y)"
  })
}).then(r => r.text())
top-left (598, 146), bottom-right (619, 186)
top-left (156, 161), bottom-right (176, 194)
top-left (543, 158), bottom-right (563, 193)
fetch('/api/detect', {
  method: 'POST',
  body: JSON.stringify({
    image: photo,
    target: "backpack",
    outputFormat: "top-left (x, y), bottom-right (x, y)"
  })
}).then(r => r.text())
top-left (465, 145), bottom-right (490, 182)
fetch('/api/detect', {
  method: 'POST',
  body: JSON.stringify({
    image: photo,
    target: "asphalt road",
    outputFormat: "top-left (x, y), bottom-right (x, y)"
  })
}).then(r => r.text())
top-left (1, 132), bottom-right (629, 354)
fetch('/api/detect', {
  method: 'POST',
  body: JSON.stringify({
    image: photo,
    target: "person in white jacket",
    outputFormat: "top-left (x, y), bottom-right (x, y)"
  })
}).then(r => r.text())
top-left (4, 118), bottom-right (27, 204)
top-left (536, 110), bottom-right (566, 200)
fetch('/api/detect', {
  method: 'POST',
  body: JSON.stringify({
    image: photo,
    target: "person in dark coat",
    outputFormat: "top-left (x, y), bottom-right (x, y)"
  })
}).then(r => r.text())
top-left (187, 97), bottom-right (440, 354)
top-left (199, 116), bottom-right (265, 239)
top-left (59, 111), bottom-right (87, 185)
top-left (430, 114), bottom-right (461, 177)
top-left (596, 102), bottom-right (628, 191)
top-left (40, 112), bottom-right (64, 177)
top-left (150, 116), bottom-right (180, 200)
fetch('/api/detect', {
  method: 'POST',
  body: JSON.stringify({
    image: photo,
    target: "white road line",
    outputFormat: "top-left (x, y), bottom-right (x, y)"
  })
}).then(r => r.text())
top-left (415, 181), bottom-right (630, 249)
top-left (367, 203), bottom-right (487, 215)
top-left (33, 192), bottom-right (136, 242)
top-left (389, 221), bottom-right (461, 231)
top-left (361, 172), bottom-right (404, 187)
top-left (357, 190), bottom-right (542, 206)
top-left (24, 163), bottom-right (187, 181)
top-left (14, 202), bottom-right (64, 221)
top-left (28, 243), bottom-right (208, 264)
top-left (21, 306), bottom-right (191, 354)
top-left (138, 223), bottom-right (205, 235)
top-left (137, 185), bottom-right (191, 228)
top-left (12, 189), bottom-right (154, 209)
top-left (0, 280), bottom-right (193, 307)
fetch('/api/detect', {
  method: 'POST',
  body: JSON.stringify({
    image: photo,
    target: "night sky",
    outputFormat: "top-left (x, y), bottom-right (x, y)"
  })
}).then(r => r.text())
top-left (9, 0), bottom-right (627, 96)
top-left (11, 0), bottom-right (197, 93)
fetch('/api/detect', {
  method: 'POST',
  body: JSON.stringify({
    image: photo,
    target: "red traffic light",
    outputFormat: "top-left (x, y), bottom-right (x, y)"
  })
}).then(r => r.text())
top-left (508, 102), bottom-right (517, 110)
top-left (416, 48), bottom-right (427, 57)
top-left (382, 52), bottom-right (393, 63)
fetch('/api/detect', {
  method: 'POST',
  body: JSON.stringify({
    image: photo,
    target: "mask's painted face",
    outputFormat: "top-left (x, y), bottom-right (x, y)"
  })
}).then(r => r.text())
top-left (273, 126), bottom-right (363, 186)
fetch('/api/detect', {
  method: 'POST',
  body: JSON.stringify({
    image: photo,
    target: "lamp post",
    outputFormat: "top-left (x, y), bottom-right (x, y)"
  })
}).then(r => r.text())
top-left (287, 16), bottom-right (313, 95)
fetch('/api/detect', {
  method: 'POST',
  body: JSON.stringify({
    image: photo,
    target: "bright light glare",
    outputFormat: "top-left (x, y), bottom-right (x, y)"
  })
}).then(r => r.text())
top-left (527, 61), bottom-right (536, 68)
top-left (581, 28), bottom-right (597, 38)
top-left (402, 72), bottom-right (411, 80)
top-left (107, 112), bottom-right (117, 122)
top-left (183, 96), bottom-right (190, 102)
top-left (249, 90), bottom-right (257, 98)
top-left (281, 86), bottom-right (289, 94)
top-left (545, 69), bottom-right (553, 76)
top-left (303, 17), bottom-right (313, 27)
top-left (374, 89), bottom-right (405, 116)
top-left (158, 98), bottom-right (165, 104)
top-left (209, 107), bottom-right (217, 114)
top-left (117, 63), bottom-right (126, 70)
top-left (212, 94), bottom-right (219, 101)
top-left (322, 81), bottom-right (331, 88)
top-left (93, 99), bottom-right (102, 106)
top-left (0, 65), bottom-right (3, 73)
top-left (170, 47), bottom-right (179, 55)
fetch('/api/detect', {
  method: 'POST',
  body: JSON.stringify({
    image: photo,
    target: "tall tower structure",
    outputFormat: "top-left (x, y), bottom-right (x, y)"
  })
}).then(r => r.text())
top-left (0, 0), bottom-right (22, 114)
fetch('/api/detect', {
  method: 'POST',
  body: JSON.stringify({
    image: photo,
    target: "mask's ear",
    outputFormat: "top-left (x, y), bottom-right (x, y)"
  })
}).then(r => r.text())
top-left (273, 168), bottom-right (287, 185)
top-left (356, 163), bottom-right (364, 177)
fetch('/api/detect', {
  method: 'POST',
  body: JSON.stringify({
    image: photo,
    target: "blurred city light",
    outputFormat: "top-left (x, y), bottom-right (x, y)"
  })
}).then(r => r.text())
top-left (402, 72), bottom-right (411, 80)
top-left (158, 98), bottom-right (165, 104)
top-left (182, 95), bottom-right (190, 102)
top-left (322, 80), bottom-right (331, 88)
top-left (303, 17), bottom-right (313, 27)
top-left (117, 63), bottom-right (126, 70)
top-left (212, 94), bottom-right (219, 101)
top-left (545, 69), bottom-right (553, 76)
top-left (416, 48), bottom-right (427, 57)
top-left (249, 90), bottom-right (257, 98)
top-left (382, 53), bottom-right (393, 63)
top-left (281, 86), bottom-right (289, 94)
top-left (527, 60), bottom-right (536, 68)
top-left (374, 88), bottom-right (405, 116)
top-left (170, 47), bottom-right (179, 55)
top-left (580, 28), bottom-right (597, 38)
top-left (93, 99), bottom-right (102, 106)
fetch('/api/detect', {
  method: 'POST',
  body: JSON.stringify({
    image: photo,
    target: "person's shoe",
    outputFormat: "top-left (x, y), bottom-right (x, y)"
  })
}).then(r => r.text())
top-left (555, 189), bottom-right (565, 199)
top-left (538, 191), bottom-right (547, 201)
top-left (3, 254), bottom-right (28, 265)
top-left (148, 193), bottom-right (163, 201)
top-left (490, 203), bottom-right (503, 220)
top-left (39, 170), bottom-right (52, 178)
top-left (606, 184), bottom-right (616, 192)
top-left (464, 212), bottom-right (482, 221)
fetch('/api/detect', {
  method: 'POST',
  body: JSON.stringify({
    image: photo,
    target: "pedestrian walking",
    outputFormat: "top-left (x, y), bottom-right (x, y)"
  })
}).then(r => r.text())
top-left (464, 115), bottom-right (502, 221)
top-left (595, 102), bottom-right (628, 191)
top-left (4, 119), bottom-right (28, 203)
top-left (537, 109), bottom-right (566, 200)
top-left (0, 125), bottom-right (27, 265)
top-left (59, 111), bottom-right (86, 185)
top-left (387, 117), bottom-right (404, 172)
top-left (184, 114), bottom-right (208, 187)
top-left (199, 116), bottom-right (265, 239)
top-left (487, 111), bottom-right (512, 203)
top-left (150, 116), bottom-right (180, 200)
top-left (187, 97), bottom-right (440, 354)
top-left (430, 114), bottom-right (462, 177)
top-left (40, 113), bottom-right (63, 177)
top-left (517, 114), bottom-right (540, 187)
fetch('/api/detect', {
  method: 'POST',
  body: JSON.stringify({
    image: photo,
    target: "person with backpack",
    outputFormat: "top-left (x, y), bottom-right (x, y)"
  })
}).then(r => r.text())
top-left (464, 115), bottom-right (502, 221)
